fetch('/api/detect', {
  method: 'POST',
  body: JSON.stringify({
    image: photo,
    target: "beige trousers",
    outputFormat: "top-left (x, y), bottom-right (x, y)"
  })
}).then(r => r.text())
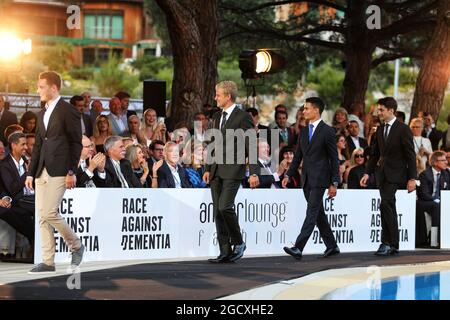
top-left (36, 168), bottom-right (81, 266)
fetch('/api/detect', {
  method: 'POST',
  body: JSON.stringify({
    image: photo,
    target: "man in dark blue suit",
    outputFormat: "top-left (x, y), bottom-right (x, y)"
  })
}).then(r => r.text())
top-left (282, 97), bottom-right (340, 260)
top-left (416, 150), bottom-right (450, 247)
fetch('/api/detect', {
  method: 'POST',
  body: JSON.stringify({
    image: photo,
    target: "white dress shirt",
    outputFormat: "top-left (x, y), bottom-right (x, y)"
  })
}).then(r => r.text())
top-left (12, 156), bottom-right (34, 195)
top-left (309, 118), bottom-right (322, 137)
top-left (44, 96), bottom-right (61, 129)
top-left (168, 163), bottom-right (182, 189)
top-left (220, 104), bottom-right (237, 129)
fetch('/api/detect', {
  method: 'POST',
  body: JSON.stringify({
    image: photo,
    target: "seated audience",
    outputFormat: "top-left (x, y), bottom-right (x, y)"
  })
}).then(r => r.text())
top-left (278, 146), bottom-right (300, 188)
top-left (416, 151), bottom-right (450, 248)
top-left (91, 115), bottom-right (112, 154)
top-left (19, 111), bottom-right (37, 134)
top-left (181, 139), bottom-right (207, 188)
top-left (76, 135), bottom-right (106, 188)
top-left (153, 142), bottom-right (192, 188)
top-left (125, 144), bottom-right (151, 187)
top-left (103, 135), bottom-right (141, 188)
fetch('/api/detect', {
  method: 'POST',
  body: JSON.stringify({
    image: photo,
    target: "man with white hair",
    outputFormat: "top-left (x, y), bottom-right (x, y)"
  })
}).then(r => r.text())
top-left (102, 135), bottom-right (140, 188)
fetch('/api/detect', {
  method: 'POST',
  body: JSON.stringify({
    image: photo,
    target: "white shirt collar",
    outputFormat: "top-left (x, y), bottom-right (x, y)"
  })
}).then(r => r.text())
top-left (432, 167), bottom-right (441, 176)
top-left (310, 118), bottom-right (322, 128)
top-left (385, 117), bottom-right (396, 126)
top-left (46, 96), bottom-right (61, 110)
top-left (11, 155), bottom-right (24, 169)
top-left (222, 103), bottom-right (237, 117)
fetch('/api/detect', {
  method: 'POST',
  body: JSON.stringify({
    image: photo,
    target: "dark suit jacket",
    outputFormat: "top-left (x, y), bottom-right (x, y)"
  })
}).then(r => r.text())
top-left (0, 109), bottom-right (18, 144)
top-left (347, 164), bottom-right (376, 189)
top-left (156, 161), bottom-right (192, 188)
top-left (75, 159), bottom-right (105, 187)
top-left (243, 160), bottom-right (280, 189)
top-left (346, 136), bottom-right (368, 156)
top-left (205, 107), bottom-right (258, 180)
top-left (102, 157), bottom-right (141, 188)
top-left (0, 154), bottom-right (28, 202)
top-left (81, 113), bottom-right (93, 137)
top-left (286, 120), bottom-right (339, 188)
top-left (366, 120), bottom-right (416, 186)
top-left (417, 167), bottom-right (450, 201)
top-left (422, 128), bottom-right (442, 151)
top-left (28, 98), bottom-right (82, 178)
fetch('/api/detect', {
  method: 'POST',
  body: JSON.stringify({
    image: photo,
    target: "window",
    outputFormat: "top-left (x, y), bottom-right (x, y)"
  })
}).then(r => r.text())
top-left (84, 13), bottom-right (124, 40)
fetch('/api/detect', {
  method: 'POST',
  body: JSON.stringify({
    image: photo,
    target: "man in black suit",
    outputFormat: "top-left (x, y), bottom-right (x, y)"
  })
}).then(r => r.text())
top-left (422, 112), bottom-right (442, 151)
top-left (243, 138), bottom-right (281, 189)
top-left (361, 97), bottom-right (416, 256)
top-left (203, 80), bottom-right (259, 263)
top-left (346, 120), bottom-right (368, 156)
top-left (70, 95), bottom-right (93, 137)
top-left (102, 135), bottom-right (141, 188)
top-left (282, 97), bottom-right (340, 260)
top-left (0, 132), bottom-right (34, 245)
top-left (155, 142), bottom-right (192, 188)
top-left (416, 151), bottom-right (450, 247)
top-left (76, 135), bottom-right (106, 188)
top-left (0, 94), bottom-right (18, 145)
top-left (25, 71), bottom-right (85, 273)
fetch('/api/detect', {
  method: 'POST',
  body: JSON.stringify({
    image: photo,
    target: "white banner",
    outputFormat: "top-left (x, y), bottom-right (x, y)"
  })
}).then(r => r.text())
top-left (34, 189), bottom-right (416, 263)
top-left (440, 191), bottom-right (450, 248)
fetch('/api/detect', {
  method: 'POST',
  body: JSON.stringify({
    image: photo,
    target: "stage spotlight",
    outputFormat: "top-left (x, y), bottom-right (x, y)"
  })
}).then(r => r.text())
top-left (239, 49), bottom-right (285, 79)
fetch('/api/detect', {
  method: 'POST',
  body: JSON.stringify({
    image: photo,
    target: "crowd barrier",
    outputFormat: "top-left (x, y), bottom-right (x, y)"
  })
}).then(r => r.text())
top-left (34, 189), bottom-right (417, 264)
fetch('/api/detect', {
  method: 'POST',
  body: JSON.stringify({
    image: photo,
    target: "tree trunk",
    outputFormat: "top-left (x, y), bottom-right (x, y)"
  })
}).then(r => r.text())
top-left (154, 0), bottom-right (218, 129)
top-left (342, 48), bottom-right (373, 109)
top-left (342, 1), bottom-right (375, 109)
top-left (410, 0), bottom-right (450, 121)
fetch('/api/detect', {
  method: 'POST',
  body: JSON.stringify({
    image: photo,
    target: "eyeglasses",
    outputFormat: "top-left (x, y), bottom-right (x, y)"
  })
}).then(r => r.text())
top-left (154, 148), bottom-right (164, 152)
top-left (83, 144), bottom-right (95, 149)
top-left (436, 159), bottom-right (447, 162)
top-left (355, 154), bottom-right (364, 158)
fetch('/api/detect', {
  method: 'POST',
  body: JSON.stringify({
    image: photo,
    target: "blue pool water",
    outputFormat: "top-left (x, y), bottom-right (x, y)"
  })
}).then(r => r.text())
top-left (323, 270), bottom-right (450, 300)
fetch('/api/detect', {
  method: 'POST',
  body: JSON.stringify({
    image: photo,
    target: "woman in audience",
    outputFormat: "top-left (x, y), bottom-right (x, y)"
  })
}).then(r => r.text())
top-left (346, 148), bottom-right (367, 189)
top-left (181, 139), bottom-right (207, 188)
top-left (290, 106), bottom-right (306, 147)
top-left (410, 117), bottom-right (432, 169)
top-left (336, 134), bottom-right (350, 187)
top-left (91, 115), bottom-right (112, 154)
top-left (142, 108), bottom-right (168, 144)
top-left (277, 146), bottom-right (300, 188)
top-left (125, 144), bottom-right (151, 187)
top-left (332, 108), bottom-right (349, 136)
top-left (128, 115), bottom-right (147, 146)
top-left (152, 141), bottom-right (192, 188)
top-left (19, 111), bottom-right (37, 134)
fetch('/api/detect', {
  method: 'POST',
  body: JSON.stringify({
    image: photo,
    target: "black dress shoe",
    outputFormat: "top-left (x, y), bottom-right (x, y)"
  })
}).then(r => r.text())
top-left (283, 246), bottom-right (302, 260)
top-left (208, 244), bottom-right (232, 263)
top-left (374, 244), bottom-right (391, 256)
top-left (322, 246), bottom-right (340, 258)
top-left (228, 243), bottom-right (246, 262)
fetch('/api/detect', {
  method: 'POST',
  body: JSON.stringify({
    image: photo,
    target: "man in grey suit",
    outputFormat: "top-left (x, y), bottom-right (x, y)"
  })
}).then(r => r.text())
top-left (203, 81), bottom-right (259, 263)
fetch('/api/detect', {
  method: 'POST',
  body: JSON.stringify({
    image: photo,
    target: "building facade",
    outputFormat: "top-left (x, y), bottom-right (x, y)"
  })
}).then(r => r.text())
top-left (0, 0), bottom-right (161, 65)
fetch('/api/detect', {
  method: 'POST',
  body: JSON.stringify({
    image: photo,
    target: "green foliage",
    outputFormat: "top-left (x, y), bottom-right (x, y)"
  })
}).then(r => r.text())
top-left (131, 55), bottom-right (173, 97)
top-left (306, 60), bottom-right (345, 110)
top-left (93, 54), bottom-right (140, 98)
top-left (32, 43), bottom-right (74, 74)
top-left (437, 94), bottom-right (450, 131)
top-left (68, 66), bottom-right (96, 80)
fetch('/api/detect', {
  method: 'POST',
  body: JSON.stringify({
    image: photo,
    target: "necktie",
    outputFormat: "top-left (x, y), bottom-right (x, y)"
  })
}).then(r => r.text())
top-left (113, 161), bottom-right (129, 188)
top-left (308, 124), bottom-right (314, 142)
top-left (384, 124), bottom-right (390, 141)
top-left (220, 111), bottom-right (228, 131)
top-left (434, 173), bottom-right (441, 199)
